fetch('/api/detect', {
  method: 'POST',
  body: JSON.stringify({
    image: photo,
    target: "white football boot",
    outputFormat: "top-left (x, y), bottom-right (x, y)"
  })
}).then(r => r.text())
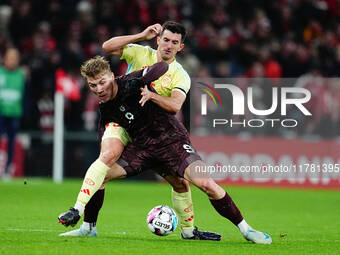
top-left (244, 228), bottom-right (272, 244)
top-left (59, 224), bottom-right (98, 237)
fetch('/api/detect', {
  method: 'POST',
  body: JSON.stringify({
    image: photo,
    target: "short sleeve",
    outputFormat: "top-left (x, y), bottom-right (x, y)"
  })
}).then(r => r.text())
top-left (120, 44), bottom-right (149, 64)
top-left (172, 69), bottom-right (191, 95)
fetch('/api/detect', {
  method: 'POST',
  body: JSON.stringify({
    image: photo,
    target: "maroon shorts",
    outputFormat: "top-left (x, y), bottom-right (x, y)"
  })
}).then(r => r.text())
top-left (117, 137), bottom-right (201, 178)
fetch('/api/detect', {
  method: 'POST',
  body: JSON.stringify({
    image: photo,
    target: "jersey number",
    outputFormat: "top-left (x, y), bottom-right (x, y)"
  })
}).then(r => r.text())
top-left (120, 105), bottom-right (134, 123)
top-left (125, 112), bottom-right (134, 121)
top-left (183, 144), bottom-right (195, 153)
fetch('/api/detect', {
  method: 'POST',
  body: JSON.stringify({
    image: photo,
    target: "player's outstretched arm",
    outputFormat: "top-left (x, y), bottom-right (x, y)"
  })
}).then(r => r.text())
top-left (102, 23), bottom-right (162, 56)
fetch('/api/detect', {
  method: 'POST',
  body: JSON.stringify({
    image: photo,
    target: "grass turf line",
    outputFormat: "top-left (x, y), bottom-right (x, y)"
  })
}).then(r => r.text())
top-left (0, 178), bottom-right (339, 255)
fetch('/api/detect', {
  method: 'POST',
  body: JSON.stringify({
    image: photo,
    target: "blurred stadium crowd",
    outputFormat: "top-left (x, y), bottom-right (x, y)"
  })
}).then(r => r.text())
top-left (0, 0), bottom-right (340, 138)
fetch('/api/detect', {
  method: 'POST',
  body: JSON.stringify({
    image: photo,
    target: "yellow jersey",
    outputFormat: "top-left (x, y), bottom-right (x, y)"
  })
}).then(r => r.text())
top-left (120, 44), bottom-right (191, 97)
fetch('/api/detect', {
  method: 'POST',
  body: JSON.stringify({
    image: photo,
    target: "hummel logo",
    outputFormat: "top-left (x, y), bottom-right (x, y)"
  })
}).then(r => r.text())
top-left (80, 189), bottom-right (90, 195)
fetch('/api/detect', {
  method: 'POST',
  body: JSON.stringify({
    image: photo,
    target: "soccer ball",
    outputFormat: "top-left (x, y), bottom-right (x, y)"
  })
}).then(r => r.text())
top-left (146, 205), bottom-right (178, 236)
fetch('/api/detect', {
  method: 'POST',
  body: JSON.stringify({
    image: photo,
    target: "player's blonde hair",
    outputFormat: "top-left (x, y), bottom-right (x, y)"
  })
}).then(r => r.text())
top-left (80, 56), bottom-right (111, 79)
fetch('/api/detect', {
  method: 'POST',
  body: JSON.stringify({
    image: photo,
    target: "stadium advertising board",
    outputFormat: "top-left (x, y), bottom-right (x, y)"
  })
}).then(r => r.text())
top-left (191, 135), bottom-right (340, 189)
top-left (190, 78), bottom-right (340, 188)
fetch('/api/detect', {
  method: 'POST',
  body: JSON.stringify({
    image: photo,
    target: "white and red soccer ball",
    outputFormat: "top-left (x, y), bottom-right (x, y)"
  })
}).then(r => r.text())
top-left (146, 205), bottom-right (178, 236)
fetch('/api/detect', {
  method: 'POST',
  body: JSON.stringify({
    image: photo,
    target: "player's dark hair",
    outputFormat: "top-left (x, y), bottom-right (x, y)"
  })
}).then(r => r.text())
top-left (161, 21), bottom-right (186, 42)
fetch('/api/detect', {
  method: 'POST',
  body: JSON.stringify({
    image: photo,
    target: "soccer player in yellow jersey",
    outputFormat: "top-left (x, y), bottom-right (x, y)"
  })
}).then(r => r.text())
top-left (59, 21), bottom-right (221, 240)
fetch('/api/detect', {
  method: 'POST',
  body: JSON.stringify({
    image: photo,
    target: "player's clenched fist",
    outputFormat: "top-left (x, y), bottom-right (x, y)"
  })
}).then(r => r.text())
top-left (142, 23), bottom-right (162, 40)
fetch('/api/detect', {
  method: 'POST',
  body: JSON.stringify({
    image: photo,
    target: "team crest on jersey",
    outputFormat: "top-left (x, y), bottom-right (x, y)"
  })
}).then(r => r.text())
top-left (161, 75), bottom-right (172, 89)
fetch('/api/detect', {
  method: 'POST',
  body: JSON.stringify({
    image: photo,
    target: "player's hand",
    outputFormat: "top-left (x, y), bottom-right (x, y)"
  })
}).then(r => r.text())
top-left (142, 24), bottom-right (162, 40)
top-left (139, 85), bottom-right (153, 106)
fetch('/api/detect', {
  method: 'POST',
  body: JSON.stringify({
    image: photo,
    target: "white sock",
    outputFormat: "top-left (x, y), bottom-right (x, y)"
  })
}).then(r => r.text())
top-left (74, 202), bottom-right (85, 216)
top-left (82, 222), bottom-right (96, 231)
top-left (181, 228), bottom-right (194, 238)
top-left (238, 219), bottom-right (251, 236)
top-left (83, 222), bottom-right (90, 231)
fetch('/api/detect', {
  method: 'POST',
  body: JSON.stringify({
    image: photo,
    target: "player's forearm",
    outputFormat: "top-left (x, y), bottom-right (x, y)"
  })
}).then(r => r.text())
top-left (150, 93), bottom-right (181, 114)
top-left (102, 33), bottom-right (146, 55)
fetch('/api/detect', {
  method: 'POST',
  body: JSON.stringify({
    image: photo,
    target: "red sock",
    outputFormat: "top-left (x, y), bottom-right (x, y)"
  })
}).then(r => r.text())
top-left (210, 192), bottom-right (243, 226)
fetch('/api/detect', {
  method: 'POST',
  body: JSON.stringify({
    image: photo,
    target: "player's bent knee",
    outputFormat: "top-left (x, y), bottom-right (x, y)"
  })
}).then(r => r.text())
top-left (182, 179), bottom-right (190, 190)
top-left (99, 149), bottom-right (120, 166)
top-left (171, 182), bottom-right (188, 193)
top-left (164, 175), bottom-right (189, 193)
top-left (173, 178), bottom-right (190, 193)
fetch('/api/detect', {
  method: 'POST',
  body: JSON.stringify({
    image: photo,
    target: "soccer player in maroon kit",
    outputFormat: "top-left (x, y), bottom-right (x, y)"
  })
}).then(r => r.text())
top-left (58, 57), bottom-right (272, 244)
top-left (61, 21), bottom-right (219, 240)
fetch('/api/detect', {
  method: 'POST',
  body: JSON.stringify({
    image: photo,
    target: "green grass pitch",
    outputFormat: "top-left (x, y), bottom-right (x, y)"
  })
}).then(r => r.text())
top-left (0, 178), bottom-right (339, 255)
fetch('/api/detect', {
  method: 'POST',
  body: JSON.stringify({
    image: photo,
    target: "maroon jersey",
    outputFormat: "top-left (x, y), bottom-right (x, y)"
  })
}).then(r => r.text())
top-left (98, 62), bottom-right (189, 145)
top-left (98, 62), bottom-right (202, 177)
